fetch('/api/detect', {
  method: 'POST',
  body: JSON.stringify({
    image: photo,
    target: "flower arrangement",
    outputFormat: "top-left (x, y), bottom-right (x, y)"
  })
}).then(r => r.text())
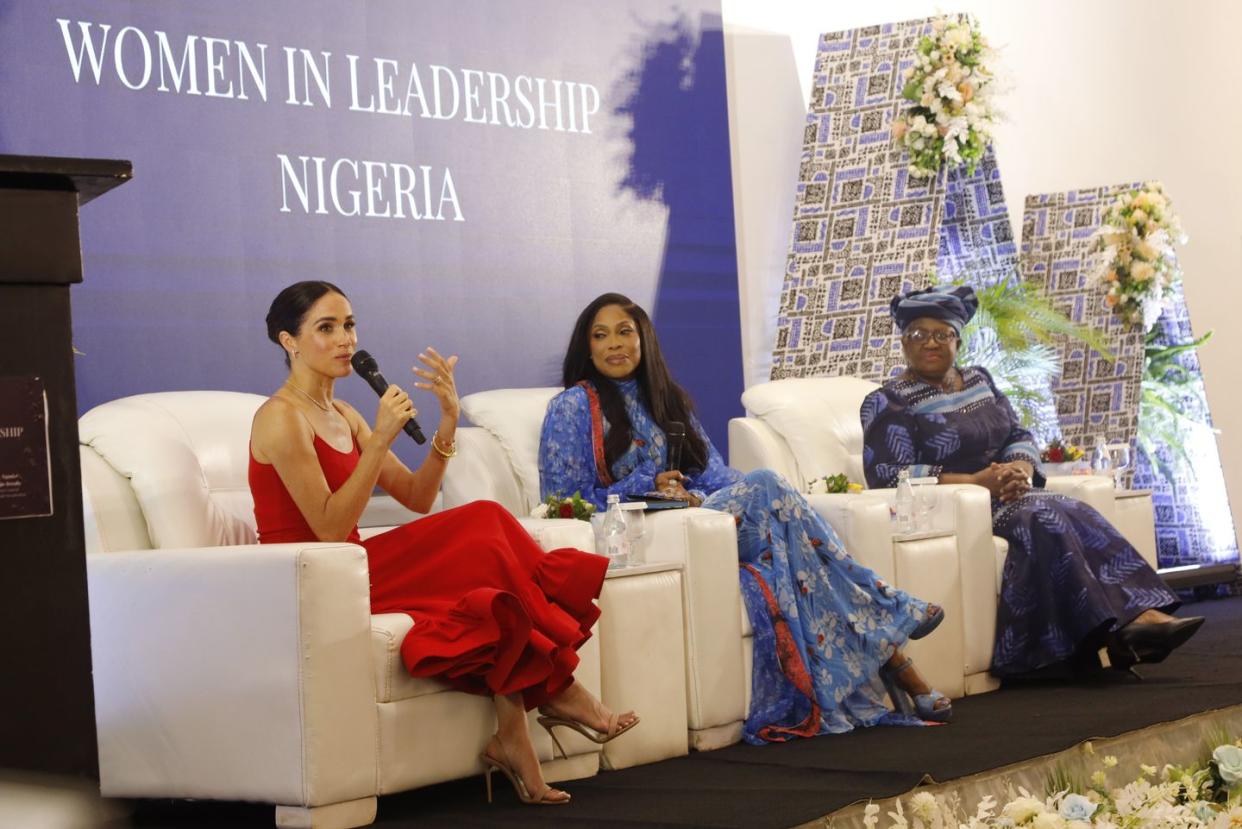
top-left (530, 492), bottom-right (596, 521)
top-left (808, 473), bottom-right (864, 495)
top-left (1089, 182), bottom-right (1188, 331)
top-left (862, 734), bottom-right (1242, 829)
top-left (1040, 439), bottom-right (1085, 464)
top-left (892, 15), bottom-right (998, 179)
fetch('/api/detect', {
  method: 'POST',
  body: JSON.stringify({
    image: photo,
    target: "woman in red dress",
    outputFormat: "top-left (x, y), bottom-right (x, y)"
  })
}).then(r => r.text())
top-left (248, 281), bottom-right (637, 805)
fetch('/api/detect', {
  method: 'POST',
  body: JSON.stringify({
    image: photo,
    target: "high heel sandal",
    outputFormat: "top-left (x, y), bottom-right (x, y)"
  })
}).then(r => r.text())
top-left (536, 710), bottom-right (641, 759)
top-left (909, 604), bottom-right (944, 641)
top-left (480, 751), bottom-right (570, 806)
top-left (879, 658), bottom-right (952, 723)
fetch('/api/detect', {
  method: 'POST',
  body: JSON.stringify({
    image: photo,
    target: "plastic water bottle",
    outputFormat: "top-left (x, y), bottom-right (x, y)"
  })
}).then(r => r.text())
top-left (895, 469), bottom-right (914, 534)
top-left (602, 494), bottom-right (631, 569)
top-left (1091, 436), bottom-right (1112, 478)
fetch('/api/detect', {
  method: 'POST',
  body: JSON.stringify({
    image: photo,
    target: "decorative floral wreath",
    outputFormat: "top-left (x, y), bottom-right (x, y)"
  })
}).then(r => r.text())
top-left (807, 473), bottom-right (863, 495)
top-left (865, 736), bottom-right (1242, 829)
top-left (1088, 182), bottom-right (1187, 331)
top-left (892, 15), bottom-right (998, 179)
top-left (530, 492), bottom-right (596, 521)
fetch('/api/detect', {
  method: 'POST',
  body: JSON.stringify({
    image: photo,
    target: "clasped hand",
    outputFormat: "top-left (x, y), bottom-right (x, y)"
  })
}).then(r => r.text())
top-left (655, 470), bottom-right (701, 507)
top-left (973, 461), bottom-right (1032, 503)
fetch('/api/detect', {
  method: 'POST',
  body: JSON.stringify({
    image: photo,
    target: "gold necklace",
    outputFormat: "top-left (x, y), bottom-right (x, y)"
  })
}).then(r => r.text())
top-left (287, 382), bottom-right (332, 412)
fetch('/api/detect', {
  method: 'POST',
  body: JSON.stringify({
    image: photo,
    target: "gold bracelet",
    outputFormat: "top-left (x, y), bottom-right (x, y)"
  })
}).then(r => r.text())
top-left (430, 430), bottom-right (457, 459)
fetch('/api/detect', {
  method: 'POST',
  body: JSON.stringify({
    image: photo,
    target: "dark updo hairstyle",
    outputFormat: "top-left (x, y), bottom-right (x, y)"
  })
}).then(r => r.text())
top-left (561, 293), bottom-right (709, 474)
top-left (265, 280), bottom-right (348, 367)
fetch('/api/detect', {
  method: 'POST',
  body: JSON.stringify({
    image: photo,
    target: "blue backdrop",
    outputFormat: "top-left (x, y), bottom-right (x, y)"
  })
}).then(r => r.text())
top-left (0, 1), bottom-right (742, 462)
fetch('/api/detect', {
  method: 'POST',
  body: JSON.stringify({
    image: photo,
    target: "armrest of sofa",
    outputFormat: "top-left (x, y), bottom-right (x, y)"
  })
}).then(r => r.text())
top-left (639, 508), bottom-right (746, 733)
top-left (1044, 474), bottom-right (1117, 520)
top-left (87, 543), bottom-right (378, 808)
top-left (515, 516), bottom-right (596, 552)
top-left (866, 483), bottom-right (998, 676)
top-left (804, 493), bottom-right (895, 584)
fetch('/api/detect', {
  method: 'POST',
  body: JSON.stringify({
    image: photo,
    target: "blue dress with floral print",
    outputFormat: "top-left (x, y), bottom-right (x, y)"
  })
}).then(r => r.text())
top-left (539, 378), bottom-right (932, 743)
top-left (860, 366), bottom-right (1178, 675)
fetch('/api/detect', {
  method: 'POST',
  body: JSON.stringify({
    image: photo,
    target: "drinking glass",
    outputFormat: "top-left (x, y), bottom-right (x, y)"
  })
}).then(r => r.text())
top-left (913, 482), bottom-right (937, 532)
top-left (625, 506), bottom-right (646, 561)
top-left (1106, 443), bottom-right (1132, 488)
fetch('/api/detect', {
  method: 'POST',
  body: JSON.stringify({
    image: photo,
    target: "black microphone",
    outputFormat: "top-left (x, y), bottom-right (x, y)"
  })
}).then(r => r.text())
top-left (666, 421), bottom-right (685, 471)
top-left (350, 350), bottom-right (427, 444)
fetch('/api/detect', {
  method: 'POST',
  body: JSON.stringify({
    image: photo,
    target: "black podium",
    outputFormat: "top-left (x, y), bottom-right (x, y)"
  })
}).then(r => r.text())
top-left (0, 155), bottom-right (131, 779)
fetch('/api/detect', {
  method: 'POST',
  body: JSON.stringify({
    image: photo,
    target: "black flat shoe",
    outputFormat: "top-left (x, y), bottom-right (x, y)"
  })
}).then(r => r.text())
top-left (1108, 615), bottom-right (1205, 670)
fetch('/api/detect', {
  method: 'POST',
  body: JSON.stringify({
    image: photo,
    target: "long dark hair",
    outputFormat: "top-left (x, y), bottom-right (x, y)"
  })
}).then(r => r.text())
top-left (265, 280), bottom-right (347, 366)
top-left (560, 293), bottom-right (708, 473)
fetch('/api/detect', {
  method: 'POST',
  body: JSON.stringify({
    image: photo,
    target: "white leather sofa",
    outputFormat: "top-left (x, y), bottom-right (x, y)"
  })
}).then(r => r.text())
top-left (80, 391), bottom-right (605, 829)
top-left (440, 387), bottom-right (942, 747)
top-left (728, 377), bottom-right (1161, 687)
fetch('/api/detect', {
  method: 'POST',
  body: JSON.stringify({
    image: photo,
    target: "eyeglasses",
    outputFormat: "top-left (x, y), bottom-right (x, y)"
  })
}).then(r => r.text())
top-left (902, 329), bottom-right (958, 344)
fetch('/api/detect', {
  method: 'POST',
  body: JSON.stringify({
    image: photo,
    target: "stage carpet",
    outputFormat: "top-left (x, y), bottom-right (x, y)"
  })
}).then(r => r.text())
top-left (123, 595), bottom-right (1242, 829)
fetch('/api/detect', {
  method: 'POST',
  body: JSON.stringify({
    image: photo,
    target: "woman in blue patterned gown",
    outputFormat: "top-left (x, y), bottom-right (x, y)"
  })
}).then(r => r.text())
top-left (860, 286), bottom-right (1203, 677)
top-left (538, 293), bottom-right (952, 743)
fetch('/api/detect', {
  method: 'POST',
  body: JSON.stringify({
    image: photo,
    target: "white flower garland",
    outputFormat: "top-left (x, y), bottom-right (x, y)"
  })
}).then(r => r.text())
top-left (1088, 182), bottom-right (1188, 332)
top-left (892, 16), bottom-right (998, 179)
top-left (864, 737), bottom-right (1242, 829)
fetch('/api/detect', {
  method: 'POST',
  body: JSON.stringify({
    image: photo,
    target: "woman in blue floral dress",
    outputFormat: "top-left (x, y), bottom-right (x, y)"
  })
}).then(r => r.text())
top-left (538, 293), bottom-right (951, 743)
top-left (860, 286), bottom-right (1203, 678)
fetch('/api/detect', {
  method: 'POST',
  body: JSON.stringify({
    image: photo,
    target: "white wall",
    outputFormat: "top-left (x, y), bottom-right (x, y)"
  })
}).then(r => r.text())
top-left (721, 0), bottom-right (1242, 539)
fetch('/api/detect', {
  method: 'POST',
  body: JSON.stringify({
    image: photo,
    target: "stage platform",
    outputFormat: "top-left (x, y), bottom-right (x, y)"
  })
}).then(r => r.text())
top-left (122, 596), bottom-right (1242, 829)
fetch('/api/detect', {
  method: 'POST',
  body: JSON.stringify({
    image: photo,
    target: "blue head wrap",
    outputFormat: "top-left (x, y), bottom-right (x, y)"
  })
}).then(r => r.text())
top-left (890, 285), bottom-right (978, 334)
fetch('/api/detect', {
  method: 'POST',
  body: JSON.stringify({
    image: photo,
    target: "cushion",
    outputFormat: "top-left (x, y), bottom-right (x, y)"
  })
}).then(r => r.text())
top-left (459, 388), bottom-right (562, 511)
top-left (741, 377), bottom-right (880, 488)
top-left (370, 613), bottom-right (455, 703)
top-left (79, 391), bottom-right (266, 549)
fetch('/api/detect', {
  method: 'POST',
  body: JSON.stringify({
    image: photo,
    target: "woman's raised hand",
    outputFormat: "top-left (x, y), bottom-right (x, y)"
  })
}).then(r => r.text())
top-left (375, 384), bottom-right (416, 445)
top-left (412, 346), bottom-right (460, 419)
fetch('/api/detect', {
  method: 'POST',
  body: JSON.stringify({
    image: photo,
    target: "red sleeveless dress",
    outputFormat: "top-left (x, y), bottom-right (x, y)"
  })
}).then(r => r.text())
top-left (249, 434), bottom-right (608, 708)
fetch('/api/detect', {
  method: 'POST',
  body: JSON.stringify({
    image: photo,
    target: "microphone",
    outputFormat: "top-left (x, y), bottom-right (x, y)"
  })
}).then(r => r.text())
top-left (350, 350), bottom-right (427, 444)
top-left (666, 421), bottom-right (685, 472)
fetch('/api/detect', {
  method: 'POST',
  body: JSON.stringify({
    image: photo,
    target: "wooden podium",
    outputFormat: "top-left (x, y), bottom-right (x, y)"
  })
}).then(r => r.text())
top-left (0, 155), bottom-right (131, 779)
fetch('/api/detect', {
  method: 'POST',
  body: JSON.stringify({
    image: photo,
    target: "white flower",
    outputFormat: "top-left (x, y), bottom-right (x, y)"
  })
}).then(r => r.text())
top-left (1103, 755), bottom-right (1119, 768)
top-left (1140, 764), bottom-right (1157, 777)
top-left (909, 791), bottom-right (938, 823)
top-left (1130, 261), bottom-right (1155, 283)
top-left (1002, 796), bottom-right (1046, 824)
top-left (863, 802), bottom-right (880, 829)
top-left (1090, 770), bottom-right (1107, 788)
top-left (1031, 812), bottom-right (1066, 829)
top-left (1213, 744), bottom-right (1242, 785)
top-left (530, 503), bottom-right (550, 518)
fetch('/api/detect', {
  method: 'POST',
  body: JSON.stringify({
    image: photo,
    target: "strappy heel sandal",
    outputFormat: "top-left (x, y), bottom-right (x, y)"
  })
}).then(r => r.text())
top-left (536, 710), bottom-right (641, 759)
top-left (879, 657), bottom-right (952, 723)
top-left (480, 751), bottom-right (570, 806)
top-left (909, 604), bottom-right (944, 641)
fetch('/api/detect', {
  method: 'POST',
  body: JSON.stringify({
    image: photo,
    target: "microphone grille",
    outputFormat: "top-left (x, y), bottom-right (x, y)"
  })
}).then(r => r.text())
top-left (350, 350), bottom-right (377, 373)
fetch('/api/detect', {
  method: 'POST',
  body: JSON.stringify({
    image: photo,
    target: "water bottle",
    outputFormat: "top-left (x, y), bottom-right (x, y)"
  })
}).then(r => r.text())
top-left (602, 494), bottom-right (631, 569)
top-left (895, 468), bottom-right (914, 534)
top-left (1091, 436), bottom-right (1112, 478)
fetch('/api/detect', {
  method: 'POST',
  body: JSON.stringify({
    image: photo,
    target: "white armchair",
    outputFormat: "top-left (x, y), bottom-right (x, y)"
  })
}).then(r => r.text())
top-left (729, 376), bottom-right (1161, 690)
top-left (80, 391), bottom-right (603, 829)
top-left (441, 388), bottom-right (744, 749)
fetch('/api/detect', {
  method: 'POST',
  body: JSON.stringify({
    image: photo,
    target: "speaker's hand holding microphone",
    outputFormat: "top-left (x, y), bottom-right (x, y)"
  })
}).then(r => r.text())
top-left (352, 350), bottom-right (427, 445)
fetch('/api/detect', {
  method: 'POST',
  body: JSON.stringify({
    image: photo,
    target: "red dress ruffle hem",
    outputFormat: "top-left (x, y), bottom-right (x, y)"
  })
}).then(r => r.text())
top-left (249, 434), bottom-right (607, 709)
